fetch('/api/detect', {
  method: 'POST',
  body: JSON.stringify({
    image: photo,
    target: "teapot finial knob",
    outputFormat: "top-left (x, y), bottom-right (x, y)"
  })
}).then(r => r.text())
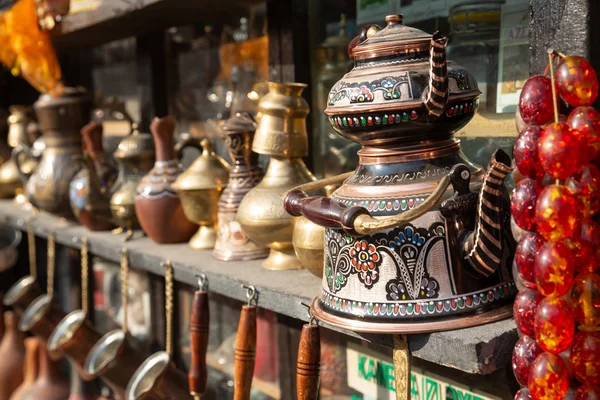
top-left (385, 14), bottom-right (403, 25)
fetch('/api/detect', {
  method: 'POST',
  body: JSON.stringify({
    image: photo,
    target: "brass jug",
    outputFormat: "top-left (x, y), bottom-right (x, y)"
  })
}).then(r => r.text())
top-left (172, 139), bottom-right (230, 250)
top-left (237, 82), bottom-right (319, 271)
top-left (15, 87), bottom-right (93, 217)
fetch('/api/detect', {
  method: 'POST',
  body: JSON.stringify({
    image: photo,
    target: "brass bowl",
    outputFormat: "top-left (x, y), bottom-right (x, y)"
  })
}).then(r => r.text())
top-left (292, 216), bottom-right (324, 278)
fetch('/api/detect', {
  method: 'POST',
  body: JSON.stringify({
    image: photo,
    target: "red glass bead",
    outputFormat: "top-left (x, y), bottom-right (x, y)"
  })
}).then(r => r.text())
top-left (571, 219), bottom-right (600, 274)
top-left (512, 179), bottom-right (543, 231)
top-left (535, 185), bottom-right (578, 242)
top-left (566, 163), bottom-right (600, 218)
top-left (514, 288), bottom-right (544, 337)
top-left (519, 75), bottom-right (556, 126)
top-left (538, 122), bottom-right (583, 179)
top-left (516, 233), bottom-right (546, 286)
top-left (516, 107), bottom-right (531, 134)
top-left (571, 331), bottom-right (600, 386)
top-left (513, 335), bottom-right (544, 386)
top-left (534, 241), bottom-right (575, 297)
top-left (569, 273), bottom-right (600, 326)
top-left (576, 385), bottom-right (600, 400)
top-left (535, 297), bottom-right (575, 354)
top-left (568, 107), bottom-right (600, 162)
top-left (528, 352), bottom-right (569, 400)
top-left (515, 126), bottom-right (544, 179)
top-left (556, 56), bottom-right (599, 107)
top-left (515, 388), bottom-right (532, 400)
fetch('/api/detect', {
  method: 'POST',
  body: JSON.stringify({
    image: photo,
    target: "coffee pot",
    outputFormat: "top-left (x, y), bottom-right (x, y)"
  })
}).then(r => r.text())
top-left (284, 15), bottom-right (515, 333)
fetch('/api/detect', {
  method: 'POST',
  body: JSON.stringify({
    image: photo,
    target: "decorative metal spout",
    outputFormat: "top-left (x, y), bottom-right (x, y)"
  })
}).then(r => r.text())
top-left (424, 32), bottom-right (449, 118)
top-left (441, 150), bottom-right (513, 278)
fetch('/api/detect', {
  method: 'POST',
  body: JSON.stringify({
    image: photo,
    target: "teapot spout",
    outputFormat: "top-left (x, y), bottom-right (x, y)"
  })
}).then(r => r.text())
top-left (463, 150), bottom-right (513, 277)
top-left (424, 32), bottom-right (449, 118)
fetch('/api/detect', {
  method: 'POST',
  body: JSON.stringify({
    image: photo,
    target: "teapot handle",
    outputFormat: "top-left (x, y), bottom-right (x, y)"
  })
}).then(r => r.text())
top-left (12, 144), bottom-right (36, 184)
top-left (174, 136), bottom-right (203, 160)
top-left (284, 166), bottom-right (467, 237)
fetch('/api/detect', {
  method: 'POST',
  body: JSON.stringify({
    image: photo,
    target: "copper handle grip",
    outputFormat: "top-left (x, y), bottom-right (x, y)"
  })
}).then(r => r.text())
top-left (296, 324), bottom-right (320, 400)
top-left (189, 290), bottom-right (209, 397)
top-left (233, 305), bottom-right (256, 400)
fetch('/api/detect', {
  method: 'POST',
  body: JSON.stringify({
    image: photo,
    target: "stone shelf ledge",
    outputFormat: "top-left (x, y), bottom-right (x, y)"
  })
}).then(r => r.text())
top-left (0, 199), bottom-right (517, 375)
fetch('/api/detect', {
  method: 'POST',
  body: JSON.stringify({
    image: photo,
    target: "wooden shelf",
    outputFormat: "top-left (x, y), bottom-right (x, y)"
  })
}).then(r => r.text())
top-left (0, 200), bottom-right (518, 375)
top-left (51, 0), bottom-right (265, 50)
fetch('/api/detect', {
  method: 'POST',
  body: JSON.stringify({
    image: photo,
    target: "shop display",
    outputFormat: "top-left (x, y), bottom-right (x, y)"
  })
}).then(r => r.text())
top-left (109, 124), bottom-right (155, 242)
top-left (237, 82), bottom-right (319, 271)
top-left (0, 312), bottom-right (25, 399)
top-left (284, 14), bottom-right (515, 332)
top-left (189, 276), bottom-right (209, 400)
top-left (510, 51), bottom-right (600, 400)
top-left (10, 337), bottom-right (40, 400)
top-left (69, 122), bottom-right (117, 231)
top-left (213, 112), bottom-right (268, 261)
top-left (134, 116), bottom-right (197, 244)
top-left (14, 87), bottom-right (92, 218)
top-left (125, 260), bottom-right (190, 400)
top-left (173, 138), bottom-right (230, 250)
top-left (233, 286), bottom-right (257, 400)
top-left (296, 314), bottom-right (320, 400)
top-left (83, 249), bottom-right (148, 399)
top-left (47, 237), bottom-right (102, 381)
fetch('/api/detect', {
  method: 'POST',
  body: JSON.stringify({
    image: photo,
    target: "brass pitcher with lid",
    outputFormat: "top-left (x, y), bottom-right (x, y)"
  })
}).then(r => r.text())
top-left (172, 139), bottom-right (230, 250)
top-left (237, 82), bottom-right (320, 271)
top-left (283, 15), bottom-right (515, 333)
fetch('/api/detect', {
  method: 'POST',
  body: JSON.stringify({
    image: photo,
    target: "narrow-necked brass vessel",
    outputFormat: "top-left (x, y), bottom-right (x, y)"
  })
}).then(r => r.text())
top-left (237, 82), bottom-right (319, 270)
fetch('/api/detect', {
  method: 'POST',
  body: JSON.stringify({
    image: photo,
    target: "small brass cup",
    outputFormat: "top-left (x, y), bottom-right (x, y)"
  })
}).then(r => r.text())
top-left (47, 310), bottom-right (102, 381)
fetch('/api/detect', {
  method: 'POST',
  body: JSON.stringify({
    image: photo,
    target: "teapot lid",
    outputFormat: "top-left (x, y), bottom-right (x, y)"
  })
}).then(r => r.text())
top-left (351, 14), bottom-right (431, 60)
top-left (113, 123), bottom-right (155, 160)
top-left (172, 139), bottom-right (230, 191)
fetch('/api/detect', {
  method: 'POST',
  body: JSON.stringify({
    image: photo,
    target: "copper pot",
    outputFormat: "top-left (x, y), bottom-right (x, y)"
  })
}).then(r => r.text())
top-left (47, 310), bottom-right (102, 381)
top-left (125, 351), bottom-right (190, 400)
top-left (4, 276), bottom-right (43, 317)
top-left (18, 295), bottom-right (65, 359)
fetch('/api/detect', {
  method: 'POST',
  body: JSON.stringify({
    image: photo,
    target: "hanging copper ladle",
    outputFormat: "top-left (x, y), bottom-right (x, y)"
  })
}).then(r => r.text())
top-left (4, 223), bottom-right (43, 316)
top-left (83, 248), bottom-right (148, 399)
top-left (47, 236), bottom-right (102, 380)
top-left (125, 260), bottom-right (190, 400)
top-left (18, 231), bottom-right (66, 359)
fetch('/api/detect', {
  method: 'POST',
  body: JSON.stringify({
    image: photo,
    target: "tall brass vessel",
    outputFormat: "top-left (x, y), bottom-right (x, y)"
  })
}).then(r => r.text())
top-left (172, 139), bottom-right (230, 250)
top-left (237, 82), bottom-right (318, 270)
top-left (15, 87), bottom-right (93, 217)
top-left (213, 113), bottom-right (268, 261)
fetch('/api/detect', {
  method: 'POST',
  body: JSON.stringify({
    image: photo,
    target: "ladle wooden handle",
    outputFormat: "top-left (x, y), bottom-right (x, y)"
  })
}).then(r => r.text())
top-left (233, 305), bottom-right (256, 400)
top-left (296, 324), bottom-right (320, 400)
top-left (189, 290), bottom-right (209, 397)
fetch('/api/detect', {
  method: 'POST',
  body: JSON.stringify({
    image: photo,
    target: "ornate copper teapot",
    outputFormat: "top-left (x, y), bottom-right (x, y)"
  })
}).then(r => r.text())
top-left (284, 15), bottom-right (515, 333)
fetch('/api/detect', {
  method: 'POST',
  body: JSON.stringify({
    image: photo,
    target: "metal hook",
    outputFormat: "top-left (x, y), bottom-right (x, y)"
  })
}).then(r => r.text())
top-left (196, 274), bottom-right (208, 291)
top-left (242, 285), bottom-right (257, 306)
top-left (301, 302), bottom-right (316, 326)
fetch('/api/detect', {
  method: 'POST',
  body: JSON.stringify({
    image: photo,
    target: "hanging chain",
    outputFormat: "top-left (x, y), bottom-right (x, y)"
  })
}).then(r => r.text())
top-left (121, 247), bottom-right (129, 335)
top-left (27, 223), bottom-right (36, 280)
top-left (164, 260), bottom-right (174, 357)
top-left (47, 231), bottom-right (55, 299)
top-left (81, 237), bottom-right (89, 315)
